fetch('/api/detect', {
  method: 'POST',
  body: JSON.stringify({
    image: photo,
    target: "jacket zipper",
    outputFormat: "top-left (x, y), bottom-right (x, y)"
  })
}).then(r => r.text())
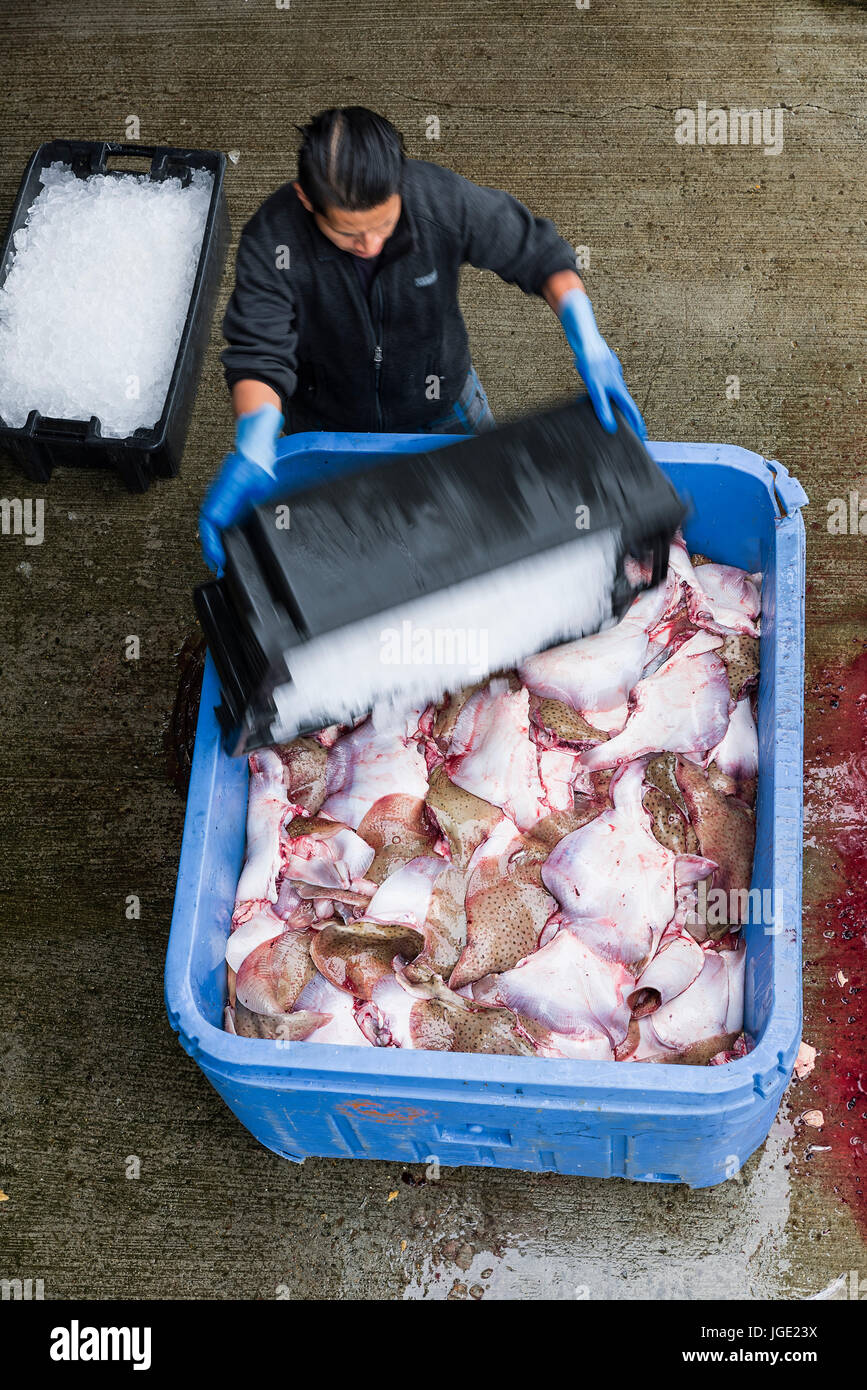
top-left (373, 279), bottom-right (384, 431)
top-left (340, 256), bottom-right (385, 430)
top-left (373, 343), bottom-right (383, 427)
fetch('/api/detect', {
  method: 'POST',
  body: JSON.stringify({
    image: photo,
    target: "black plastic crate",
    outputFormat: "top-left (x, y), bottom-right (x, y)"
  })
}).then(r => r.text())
top-left (195, 399), bottom-right (687, 755)
top-left (0, 140), bottom-right (229, 492)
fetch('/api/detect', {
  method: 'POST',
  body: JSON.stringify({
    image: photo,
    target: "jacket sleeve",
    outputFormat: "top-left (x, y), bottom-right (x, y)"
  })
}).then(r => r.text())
top-left (221, 211), bottom-right (298, 404)
top-left (454, 172), bottom-right (578, 295)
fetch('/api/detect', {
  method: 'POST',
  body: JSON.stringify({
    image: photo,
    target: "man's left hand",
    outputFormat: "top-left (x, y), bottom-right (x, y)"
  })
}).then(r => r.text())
top-left (558, 287), bottom-right (647, 439)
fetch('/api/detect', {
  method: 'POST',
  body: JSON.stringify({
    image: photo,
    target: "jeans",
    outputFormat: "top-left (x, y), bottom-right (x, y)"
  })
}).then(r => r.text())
top-left (426, 365), bottom-right (496, 435)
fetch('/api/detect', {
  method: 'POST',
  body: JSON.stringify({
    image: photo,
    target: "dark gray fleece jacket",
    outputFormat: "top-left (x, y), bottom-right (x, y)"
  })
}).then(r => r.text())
top-left (221, 158), bottom-right (577, 433)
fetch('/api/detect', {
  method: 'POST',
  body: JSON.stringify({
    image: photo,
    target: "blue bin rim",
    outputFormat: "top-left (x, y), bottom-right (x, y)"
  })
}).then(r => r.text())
top-left (269, 429), bottom-right (809, 519)
top-left (167, 434), bottom-right (807, 1112)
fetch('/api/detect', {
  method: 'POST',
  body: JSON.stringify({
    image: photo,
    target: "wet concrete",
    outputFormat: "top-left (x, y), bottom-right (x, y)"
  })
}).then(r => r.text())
top-left (0, 0), bottom-right (864, 1299)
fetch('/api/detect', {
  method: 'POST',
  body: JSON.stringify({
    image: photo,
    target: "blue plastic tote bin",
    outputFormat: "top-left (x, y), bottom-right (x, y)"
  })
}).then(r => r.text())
top-left (165, 430), bottom-right (807, 1188)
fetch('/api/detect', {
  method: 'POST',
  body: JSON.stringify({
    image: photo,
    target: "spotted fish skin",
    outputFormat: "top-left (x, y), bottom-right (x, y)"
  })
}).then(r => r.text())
top-left (395, 963), bottom-right (539, 1055)
top-left (528, 694), bottom-right (607, 749)
top-left (408, 998), bottom-right (538, 1054)
top-left (449, 818), bottom-right (555, 990)
top-left (674, 757), bottom-right (755, 924)
top-left (273, 737), bottom-right (328, 813)
top-left (431, 679), bottom-right (493, 748)
top-left (232, 1002), bottom-right (331, 1041)
top-left (424, 764), bottom-right (501, 868)
top-left (718, 634), bottom-right (760, 702)
top-left (357, 794), bottom-right (442, 883)
top-left (310, 920), bottom-right (424, 1000)
top-left (642, 752), bottom-right (701, 856)
top-left (234, 929), bottom-right (317, 1016)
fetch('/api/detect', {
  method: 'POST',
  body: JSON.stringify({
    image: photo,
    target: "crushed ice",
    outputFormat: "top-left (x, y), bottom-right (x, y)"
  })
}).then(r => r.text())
top-left (0, 162), bottom-right (213, 437)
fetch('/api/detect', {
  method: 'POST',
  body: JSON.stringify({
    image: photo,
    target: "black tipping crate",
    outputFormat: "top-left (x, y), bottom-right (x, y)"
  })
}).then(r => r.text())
top-left (0, 140), bottom-right (229, 492)
top-left (195, 398), bottom-right (688, 756)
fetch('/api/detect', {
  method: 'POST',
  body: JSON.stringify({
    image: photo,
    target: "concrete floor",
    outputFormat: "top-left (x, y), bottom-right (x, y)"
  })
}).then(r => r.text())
top-left (0, 0), bottom-right (864, 1299)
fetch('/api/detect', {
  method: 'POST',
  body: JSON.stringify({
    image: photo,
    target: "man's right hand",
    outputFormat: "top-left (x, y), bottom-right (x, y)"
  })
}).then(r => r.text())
top-left (199, 402), bottom-right (284, 573)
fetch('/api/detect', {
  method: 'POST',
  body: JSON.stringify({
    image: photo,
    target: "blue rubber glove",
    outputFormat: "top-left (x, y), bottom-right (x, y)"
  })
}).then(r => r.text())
top-left (199, 403), bottom-right (284, 573)
top-left (558, 288), bottom-right (647, 439)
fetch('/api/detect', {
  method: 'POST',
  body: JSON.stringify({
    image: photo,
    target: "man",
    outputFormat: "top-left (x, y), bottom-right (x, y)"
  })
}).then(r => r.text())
top-left (200, 106), bottom-right (645, 571)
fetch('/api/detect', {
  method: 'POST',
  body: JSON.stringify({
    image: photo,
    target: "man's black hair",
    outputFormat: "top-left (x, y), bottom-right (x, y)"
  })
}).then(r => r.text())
top-left (295, 107), bottom-right (406, 214)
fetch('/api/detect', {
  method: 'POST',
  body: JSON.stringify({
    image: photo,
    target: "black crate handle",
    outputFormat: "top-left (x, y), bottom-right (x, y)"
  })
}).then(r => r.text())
top-left (98, 143), bottom-right (194, 186)
top-left (102, 143), bottom-right (163, 161)
top-left (31, 414), bottom-right (99, 439)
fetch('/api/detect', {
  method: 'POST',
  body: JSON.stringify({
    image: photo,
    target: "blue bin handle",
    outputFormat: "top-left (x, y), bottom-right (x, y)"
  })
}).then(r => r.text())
top-left (765, 458), bottom-right (809, 517)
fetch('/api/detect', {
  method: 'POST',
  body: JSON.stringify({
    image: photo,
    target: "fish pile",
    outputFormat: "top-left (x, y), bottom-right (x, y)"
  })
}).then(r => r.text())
top-left (224, 535), bottom-right (761, 1065)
